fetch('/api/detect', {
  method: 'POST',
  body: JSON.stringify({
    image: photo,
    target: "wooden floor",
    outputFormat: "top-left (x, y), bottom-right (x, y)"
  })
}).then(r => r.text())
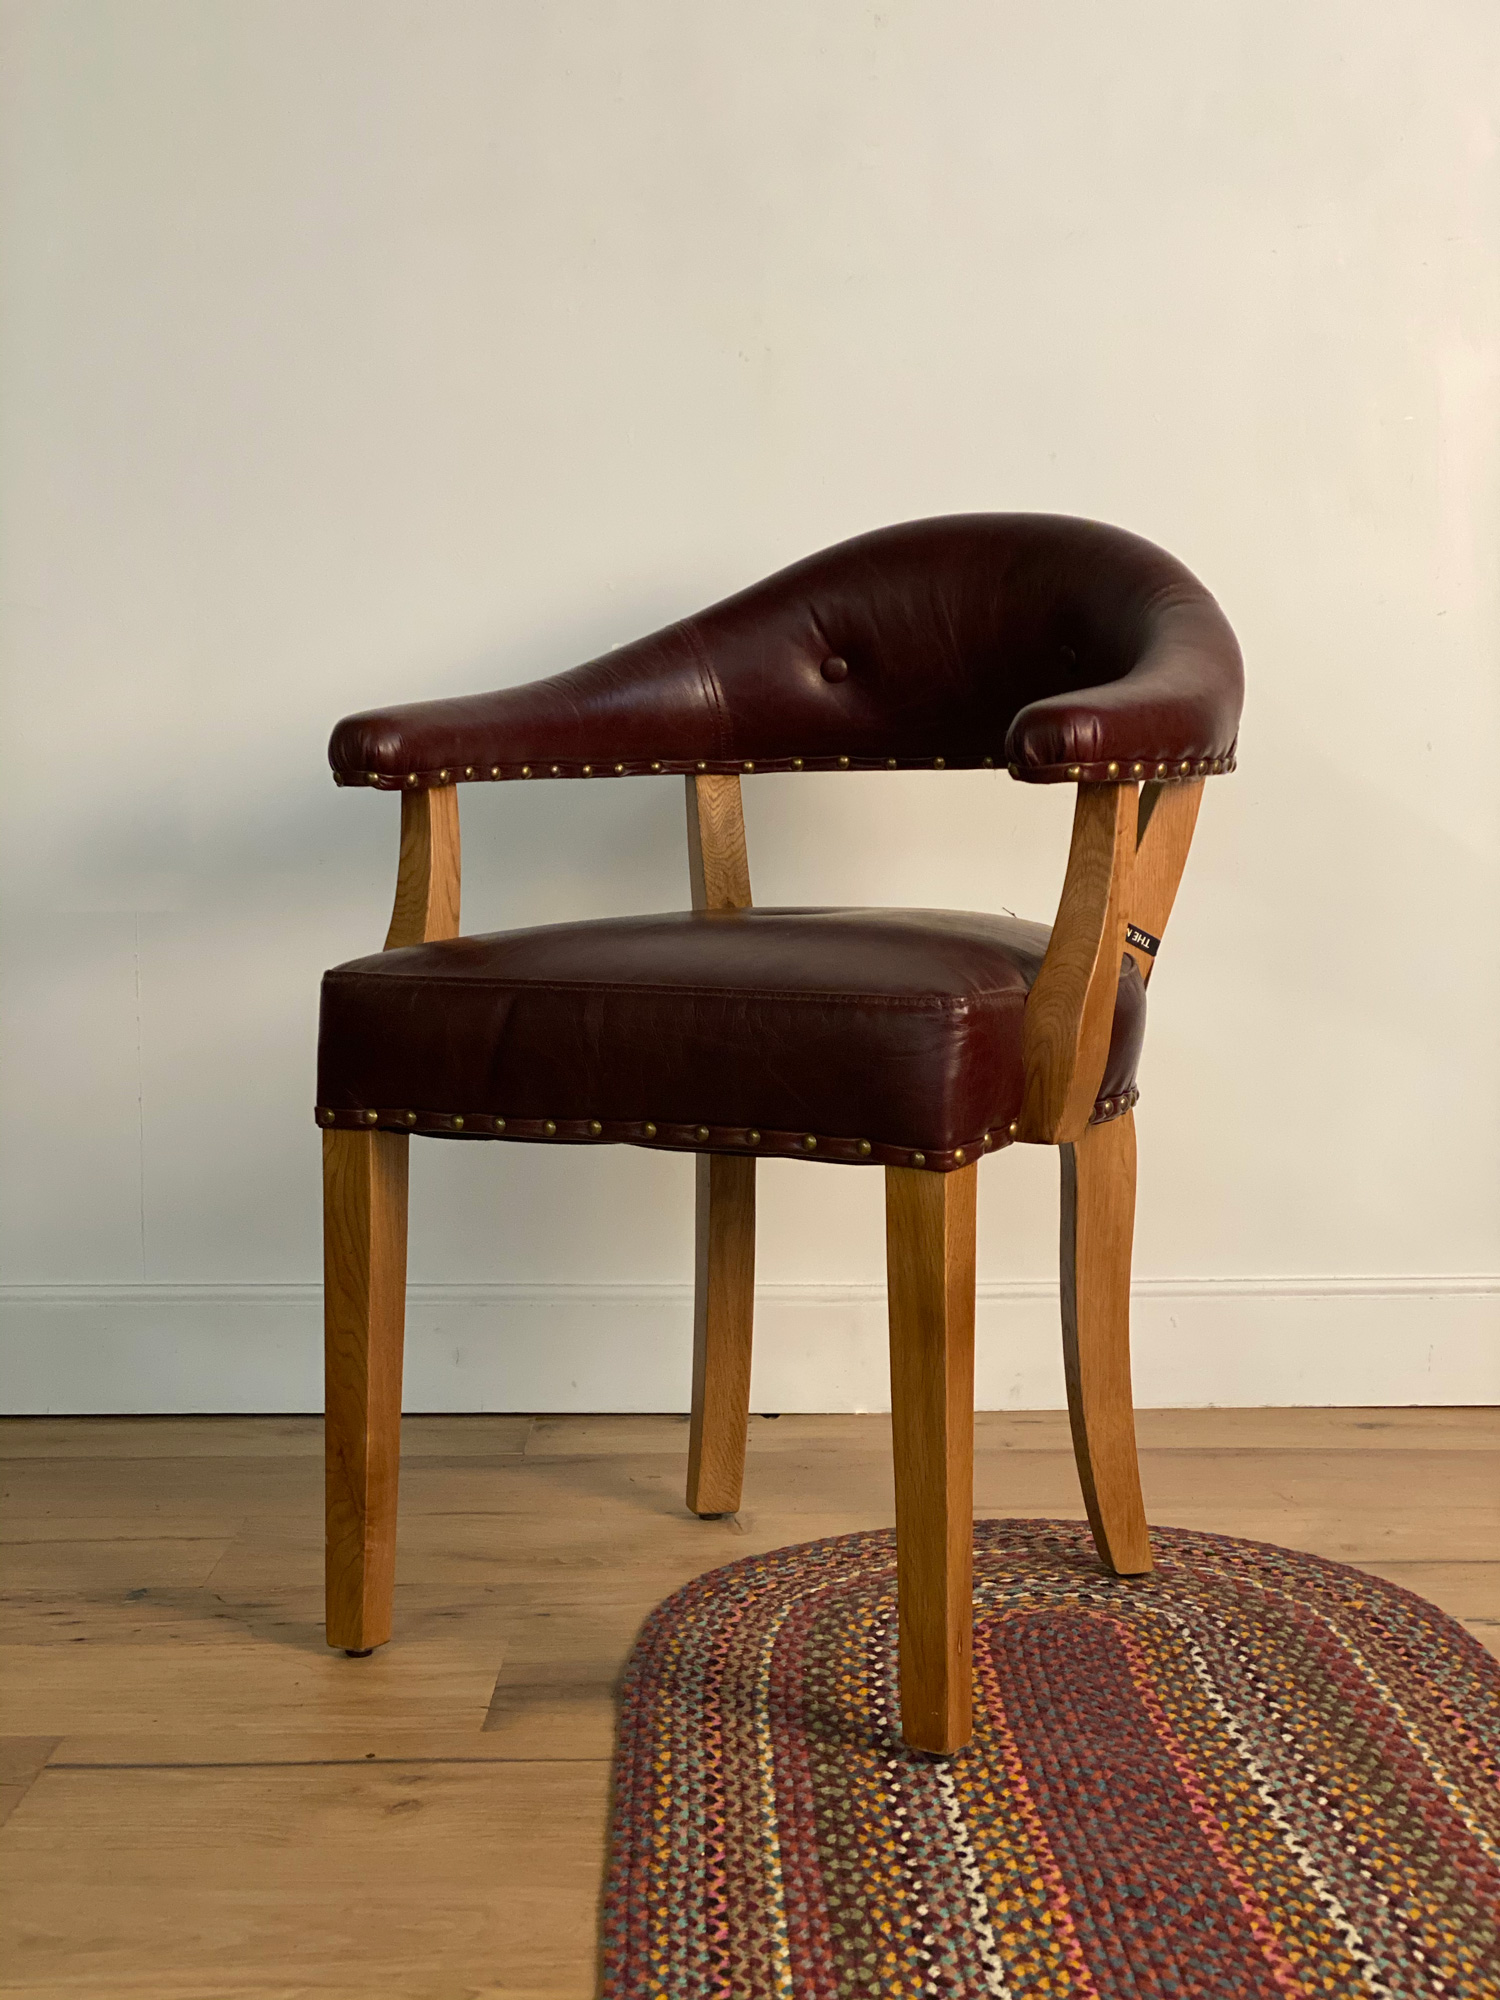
top-left (1, 1406), bottom-right (1496, 1997)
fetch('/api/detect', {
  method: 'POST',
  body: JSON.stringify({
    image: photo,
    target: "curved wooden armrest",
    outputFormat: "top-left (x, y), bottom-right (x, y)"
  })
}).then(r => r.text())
top-left (1018, 775), bottom-right (1205, 1144)
top-left (384, 785), bottom-right (461, 949)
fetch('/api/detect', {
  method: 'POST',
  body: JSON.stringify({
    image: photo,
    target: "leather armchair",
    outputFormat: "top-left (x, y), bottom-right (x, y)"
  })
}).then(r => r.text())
top-left (317, 512), bottom-right (1243, 1754)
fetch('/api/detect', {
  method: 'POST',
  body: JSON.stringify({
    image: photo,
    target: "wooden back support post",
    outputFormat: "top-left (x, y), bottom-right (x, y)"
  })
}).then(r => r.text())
top-left (385, 785), bottom-right (462, 949)
top-left (683, 773), bottom-right (758, 1516)
top-left (1019, 776), bottom-right (1205, 1140)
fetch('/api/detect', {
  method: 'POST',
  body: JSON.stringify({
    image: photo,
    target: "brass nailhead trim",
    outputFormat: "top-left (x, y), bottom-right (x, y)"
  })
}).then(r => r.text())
top-left (912, 1151), bottom-right (926, 1166)
top-left (746, 1129), bottom-right (760, 1144)
top-left (588, 1120), bottom-right (602, 1136)
top-left (933, 757), bottom-right (945, 769)
top-left (405, 1112), bottom-right (417, 1126)
top-left (1008, 761), bottom-right (1020, 777)
top-left (543, 1119), bottom-right (557, 1136)
top-left (650, 762), bottom-right (662, 772)
top-left (838, 756), bottom-right (850, 768)
top-left (1155, 762), bottom-right (1167, 776)
top-left (550, 764), bottom-right (561, 776)
top-left (322, 1109), bottom-right (335, 1124)
top-left (452, 1115), bottom-right (464, 1129)
top-left (406, 774), bottom-right (418, 787)
top-left (438, 769), bottom-right (450, 781)
top-left (954, 1148), bottom-right (965, 1164)
top-left (743, 761), bottom-right (754, 772)
top-left (792, 757), bottom-right (804, 770)
top-left (982, 756), bottom-right (994, 768)
top-left (490, 766), bottom-right (501, 779)
top-left (1007, 1120), bottom-right (1019, 1138)
top-left (887, 758), bottom-right (898, 769)
top-left (802, 1135), bottom-right (817, 1151)
top-left (495, 1118), bottom-right (506, 1132)
top-left (643, 1122), bottom-right (657, 1137)
top-left (582, 764), bottom-right (593, 776)
top-left (1067, 764), bottom-right (1082, 779)
top-left (615, 763), bottom-right (625, 774)
top-left (856, 1139), bottom-right (871, 1156)
top-left (1131, 762), bottom-right (1145, 778)
top-left (696, 762), bottom-right (707, 772)
top-left (1106, 761), bottom-right (1119, 777)
top-left (521, 764), bottom-right (532, 777)
top-left (464, 766), bottom-right (475, 779)
top-left (695, 1125), bottom-right (710, 1142)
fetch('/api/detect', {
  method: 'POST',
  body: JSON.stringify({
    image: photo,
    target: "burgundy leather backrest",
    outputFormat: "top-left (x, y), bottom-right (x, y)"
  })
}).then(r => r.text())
top-left (329, 514), bottom-right (1243, 788)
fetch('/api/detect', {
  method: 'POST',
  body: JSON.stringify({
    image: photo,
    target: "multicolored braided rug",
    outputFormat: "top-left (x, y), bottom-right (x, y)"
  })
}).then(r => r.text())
top-left (602, 1519), bottom-right (1500, 1999)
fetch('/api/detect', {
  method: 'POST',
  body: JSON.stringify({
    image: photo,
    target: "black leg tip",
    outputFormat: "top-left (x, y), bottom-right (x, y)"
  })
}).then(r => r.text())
top-left (343, 1646), bottom-right (375, 1658)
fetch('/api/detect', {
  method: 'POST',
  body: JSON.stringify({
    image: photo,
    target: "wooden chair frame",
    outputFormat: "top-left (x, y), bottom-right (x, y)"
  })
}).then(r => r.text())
top-left (324, 771), bottom-right (1203, 1751)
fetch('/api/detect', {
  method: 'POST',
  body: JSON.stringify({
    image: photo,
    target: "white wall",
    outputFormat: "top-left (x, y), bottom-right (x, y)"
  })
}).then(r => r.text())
top-left (3, 0), bottom-right (1497, 1413)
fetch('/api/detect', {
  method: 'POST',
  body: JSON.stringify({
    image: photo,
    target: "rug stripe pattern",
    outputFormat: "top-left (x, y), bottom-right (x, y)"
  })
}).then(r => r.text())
top-left (602, 1520), bottom-right (1500, 1998)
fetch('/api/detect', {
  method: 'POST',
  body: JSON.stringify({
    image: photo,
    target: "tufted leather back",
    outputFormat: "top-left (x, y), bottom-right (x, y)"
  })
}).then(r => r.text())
top-left (329, 514), bottom-right (1243, 788)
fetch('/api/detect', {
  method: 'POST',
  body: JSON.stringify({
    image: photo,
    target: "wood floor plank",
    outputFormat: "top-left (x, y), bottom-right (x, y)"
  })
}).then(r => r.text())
top-left (0, 1760), bottom-right (610, 1994)
top-left (0, 1414), bottom-right (535, 1461)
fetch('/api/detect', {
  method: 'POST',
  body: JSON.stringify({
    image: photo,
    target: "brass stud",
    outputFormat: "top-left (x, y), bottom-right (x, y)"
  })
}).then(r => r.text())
top-left (465, 766), bottom-right (475, 779)
top-left (643, 1121), bottom-right (657, 1138)
top-left (615, 763), bottom-right (625, 774)
top-left (438, 769), bottom-right (450, 782)
top-left (582, 764), bottom-right (593, 776)
top-left (1106, 761), bottom-right (1119, 778)
top-left (452, 1115), bottom-right (465, 1129)
top-left (521, 764), bottom-right (532, 777)
top-left (494, 1118), bottom-right (506, 1132)
top-left (1155, 762), bottom-right (1167, 777)
top-left (856, 1140), bottom-right (871, 1156)
top-left (550, 764), bottom-right (560, 776)
top-left (982, 1132), bottom-right (992, 1149)
top-left (887, 758), bottom-right (898, 769)
top-left (1179, 760), bottom-right (1191, 775)
top-left (543, 1120), bottom-right (557, 1136)
top-left (982, 756), bottom-right (994, 768)
top-left (490, 766), bottom-right (501, 779)
top-left (1099, 1099), bottom-right (1112, 1117)
top-left (406, 773), bottom-right (418, 788)
top-left (366, 1110), bottom-right (379, 1124)
top-left (696, 761), bottom-right (707, 772)
top-left (405, 1112), bottom-right (416, 1126)
top-left (912, 1151), bottom-right (926, 1166)
top-left (1067, 763), bottom-right (1082, 779)
top-left (695, 1125), bottom-right (710, 1142)
top-left (954, 1148), bottom-right (965, 1164)
top-left (933, 757), bottom-right (945, 769)
top-left (1196, 759), bottom-right (1209, 775)
top-left (746, 1129), bottom-right (760, 1145)
top-left (792, 757), bottom-right (804, 770)
top-left (803, 1135), bottom-right (818, 1151)
top-left (651, 761), bottom-right (662, 772)
top-left (588, 1120), bottom-right (602, 1136)
top-left (743, 761), bottom-right (754, 773)
top-left (838, 755), bottom-right (850, 769)
top-left (1007, 1120), bottom-right (1019, 1139)
top-left (1131, 762), bottom-right (1145, 778)
top-left (321, 1108), bottom-right (334, 1124)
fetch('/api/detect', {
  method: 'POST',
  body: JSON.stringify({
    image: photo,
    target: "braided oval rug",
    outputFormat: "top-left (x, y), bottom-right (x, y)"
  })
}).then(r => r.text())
top-left (602, 1519), bottom-right (1500, 1999)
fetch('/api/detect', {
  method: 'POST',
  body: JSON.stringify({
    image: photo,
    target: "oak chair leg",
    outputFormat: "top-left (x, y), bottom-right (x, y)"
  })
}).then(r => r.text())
top-left (1060, 1110), bottom-right (1152, 1576)
top-left (886, 1161), bottom-right (977, 1755)
top-left (324, 1128), bottom-right (410, 1653)
top-left (686, 1153), bottom-right (757, 1516)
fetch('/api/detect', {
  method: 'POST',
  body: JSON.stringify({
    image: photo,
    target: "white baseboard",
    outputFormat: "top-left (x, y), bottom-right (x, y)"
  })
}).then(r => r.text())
top-left (1, 1277), bottom-right (1496, 1414)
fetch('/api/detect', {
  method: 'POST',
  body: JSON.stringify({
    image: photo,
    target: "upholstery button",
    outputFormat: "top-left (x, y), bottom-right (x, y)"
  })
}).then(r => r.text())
top-left (820, 656), bottom-right (849, 683)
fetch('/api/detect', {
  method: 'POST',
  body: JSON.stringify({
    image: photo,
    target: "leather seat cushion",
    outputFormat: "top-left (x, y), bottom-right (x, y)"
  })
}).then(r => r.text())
top-left (316, 907), bottom-right (1145, 1171)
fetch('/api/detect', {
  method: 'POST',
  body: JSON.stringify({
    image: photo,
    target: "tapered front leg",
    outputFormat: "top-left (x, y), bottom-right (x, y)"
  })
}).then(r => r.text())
top-left (324, 1128), bottom-right (409, 1652)
top-left (686, 1153), bottom-right (756, 1516)
top-left (1060, 1110), bottom-right (1152, 1576)
top-left (886, 1162), bottom-right (977, 1755)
